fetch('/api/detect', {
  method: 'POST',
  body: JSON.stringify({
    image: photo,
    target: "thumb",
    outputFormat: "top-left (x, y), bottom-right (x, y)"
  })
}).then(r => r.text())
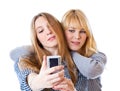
top-left (40, 55), bottom-right (47, 72)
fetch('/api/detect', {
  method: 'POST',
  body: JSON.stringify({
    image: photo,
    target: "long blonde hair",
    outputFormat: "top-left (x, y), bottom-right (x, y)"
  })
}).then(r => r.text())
top-left (61, 9), bottom-right (97, 57)
top-left (20, 12), bottom-right (77, 84)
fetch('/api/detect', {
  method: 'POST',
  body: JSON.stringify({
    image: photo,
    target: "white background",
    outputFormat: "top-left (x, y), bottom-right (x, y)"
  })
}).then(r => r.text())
top-left (0, 0), bottom-right (120, 90)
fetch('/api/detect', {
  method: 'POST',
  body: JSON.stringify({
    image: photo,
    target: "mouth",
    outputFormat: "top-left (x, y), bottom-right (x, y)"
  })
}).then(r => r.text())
top-left (71, 41), bottom-right (80, 45)
top-left (48, 36), bottom-right (56, 41)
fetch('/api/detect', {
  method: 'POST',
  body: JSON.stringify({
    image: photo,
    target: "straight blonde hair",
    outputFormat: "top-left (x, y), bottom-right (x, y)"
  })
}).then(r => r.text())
top-left (61, 9), bottom-right (97, 57)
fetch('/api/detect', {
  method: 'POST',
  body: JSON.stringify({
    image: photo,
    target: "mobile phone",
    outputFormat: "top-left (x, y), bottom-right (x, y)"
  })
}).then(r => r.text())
top-left (47, 55), bottom-right (61, 68)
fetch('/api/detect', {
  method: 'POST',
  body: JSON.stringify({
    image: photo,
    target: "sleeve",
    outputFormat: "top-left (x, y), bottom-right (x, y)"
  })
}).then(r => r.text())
top-left (9, 45), bottom-right (34, 91)
top-left (9, 45), bottom-right (33, 62)
top-left (14, 61), bottom-right (32, 91)
top-left (71, 52), bottom-right (107, 79)
top-left (14, 62), bottom-right (45, 91)
top-left (10, 46), bottom-right (45, 91)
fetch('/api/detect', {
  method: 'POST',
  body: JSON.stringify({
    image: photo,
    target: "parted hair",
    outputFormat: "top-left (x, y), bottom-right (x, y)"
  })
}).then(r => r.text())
top-left (61, 9), bottom-right (97, 57)
top-left (18, 12), bottom-right (77, 84)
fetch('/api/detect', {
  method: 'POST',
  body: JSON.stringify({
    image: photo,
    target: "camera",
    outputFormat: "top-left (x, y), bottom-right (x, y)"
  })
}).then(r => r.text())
top-left (47, 55), bottom-right (61, 68)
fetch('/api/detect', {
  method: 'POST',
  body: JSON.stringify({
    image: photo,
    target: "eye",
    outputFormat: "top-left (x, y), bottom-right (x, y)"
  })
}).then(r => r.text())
top-left (38, 29), bottom-right (44, 33)
top-left (80, 28), bottom-right (86, 33)
top-left (68, 29), bottom-right (75, 33)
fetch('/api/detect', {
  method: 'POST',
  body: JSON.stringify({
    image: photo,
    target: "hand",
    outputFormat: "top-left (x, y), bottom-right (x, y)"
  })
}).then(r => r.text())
top-left (31, 55), bottom-right (64, 89)
top-left (53, 77), bottom-right (75, 91)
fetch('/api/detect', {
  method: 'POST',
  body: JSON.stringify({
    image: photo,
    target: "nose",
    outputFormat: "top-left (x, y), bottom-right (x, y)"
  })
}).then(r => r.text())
top-left (74, 32), bottom-right (80, 39)
top-left (46, 26), bottom-right (52, 35)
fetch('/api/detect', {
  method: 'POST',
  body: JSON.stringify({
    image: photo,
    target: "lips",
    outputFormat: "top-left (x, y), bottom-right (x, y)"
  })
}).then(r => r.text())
top-left (48, 36), bottom-right (56, 41)
top-left (71, 41), bottom-right (80, 45)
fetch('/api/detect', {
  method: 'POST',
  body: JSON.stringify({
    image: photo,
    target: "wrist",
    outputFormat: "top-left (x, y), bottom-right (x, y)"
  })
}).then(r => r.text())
top-left (28, 73), bottom-right (37, 88)
top-left (28, 73), bottom-right (44, 90)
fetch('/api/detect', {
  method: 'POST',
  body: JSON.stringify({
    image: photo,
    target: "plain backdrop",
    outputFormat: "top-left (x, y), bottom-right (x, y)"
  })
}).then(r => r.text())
top-left (0, 0), bottom-right (120, 90)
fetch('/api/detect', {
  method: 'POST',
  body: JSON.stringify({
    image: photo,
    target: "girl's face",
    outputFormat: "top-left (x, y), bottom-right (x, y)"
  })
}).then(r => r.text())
top-left (65, 27), bottom-right (87, 51)
top-left (35, 16), bottom-right (58, 50)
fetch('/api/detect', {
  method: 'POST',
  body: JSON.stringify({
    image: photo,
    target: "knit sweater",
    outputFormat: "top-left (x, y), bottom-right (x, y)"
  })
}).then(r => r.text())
top-left (10, 46), bottom-right (107, 91)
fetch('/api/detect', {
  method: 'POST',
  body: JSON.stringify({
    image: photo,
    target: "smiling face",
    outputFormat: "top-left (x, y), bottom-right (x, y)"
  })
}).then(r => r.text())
top-left (65, 26), bottom-right (87, 51)
top-left (61, 9), bottom-right (89, 52)
top-left (35, 16), bottom-right (58, 50)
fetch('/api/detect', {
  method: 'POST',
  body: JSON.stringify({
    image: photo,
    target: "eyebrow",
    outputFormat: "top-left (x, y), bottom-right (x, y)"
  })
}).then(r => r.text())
top-left (35, 26), bottom-right (42, 31)
top-left (68, 27), bottom-right (85, 31)
top-left (68, 27), bottom-right (76, 29)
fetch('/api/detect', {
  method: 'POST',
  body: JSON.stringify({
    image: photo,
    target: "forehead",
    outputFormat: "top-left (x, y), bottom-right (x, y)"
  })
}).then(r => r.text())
top-left (35, 16), bottom-right (48, 28)
top-left (67, 17), bottom-right (85, 29)
top-left (68, 21), bottom-right (84, 30)
top-left (35, 16), bottom-right (48, 25)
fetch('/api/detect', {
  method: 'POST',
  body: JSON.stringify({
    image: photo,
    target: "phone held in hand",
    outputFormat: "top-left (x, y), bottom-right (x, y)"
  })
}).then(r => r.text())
top-left (47, 55), bottom-right (61, 68)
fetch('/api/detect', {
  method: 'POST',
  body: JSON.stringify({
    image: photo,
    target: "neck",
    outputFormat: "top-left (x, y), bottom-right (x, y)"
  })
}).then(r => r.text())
top-left (45, 46), bottom-right (58, 55)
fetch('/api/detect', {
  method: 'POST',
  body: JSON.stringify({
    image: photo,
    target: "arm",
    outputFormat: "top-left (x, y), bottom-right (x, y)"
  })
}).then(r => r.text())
top-left (13, 55), bottom-right (43, 91)
top-left (27, 56), bottom-right (65, 91)
top-left (71, 52), bottom-right (107, 79)
top-left (10, 45), bottom-right (34, 62)
top-left (14, 61), bottom-right (44, 91)
top-left (53, 78), bottom-right (77, 91)
top-left (11, 49), bottom-right (64, 91)
top-left (10, 45), bottom-right (34, 91)
top-left (14, 61), bottom-right (32, 91)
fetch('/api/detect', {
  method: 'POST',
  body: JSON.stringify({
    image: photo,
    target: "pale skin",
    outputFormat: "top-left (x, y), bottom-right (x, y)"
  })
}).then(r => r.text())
top-left (65, 27), bottom-right (87, 51)
top-left (53, 26), bottom-right (87, 91)
top-left (28, 16), bottom-right (75, 91)
top-left (28, 56), bottom-right (65, 90)
top-left (35, 16), bottom-right (58, 55)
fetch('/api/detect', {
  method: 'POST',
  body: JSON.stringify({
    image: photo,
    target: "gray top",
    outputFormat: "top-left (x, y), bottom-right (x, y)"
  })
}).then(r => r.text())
top-left (71, 51), bottom-right (107, 79)
top-left (10, 45), bottom-right (107, 91)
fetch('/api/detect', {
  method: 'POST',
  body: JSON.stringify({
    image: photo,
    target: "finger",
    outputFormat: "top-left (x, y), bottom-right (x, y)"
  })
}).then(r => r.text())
top-left (53, 78), bottom-right (71, 90)
top-left (39, 55), bottom-right (47, 72)
top-left (46, 65), bottom-right (64, 74)
top-left (48, 69), bottom-right (64, 81)
top-left (53, 84), bottom-right (67, 90)
top-left (46, 70), bottom-right (64, 83)
top-left (51, 70), bottom-right (65, 82)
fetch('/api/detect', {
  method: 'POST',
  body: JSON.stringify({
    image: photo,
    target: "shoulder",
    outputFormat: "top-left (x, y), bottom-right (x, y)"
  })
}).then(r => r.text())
top-left (71, 51), bottom-right (106, 57)
top-left (10, 45), bottom-right (34, 62)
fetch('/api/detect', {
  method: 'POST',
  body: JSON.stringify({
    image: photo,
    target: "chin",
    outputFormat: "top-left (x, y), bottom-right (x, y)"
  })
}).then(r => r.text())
top-left (70, 48), bottom-right (79, 51)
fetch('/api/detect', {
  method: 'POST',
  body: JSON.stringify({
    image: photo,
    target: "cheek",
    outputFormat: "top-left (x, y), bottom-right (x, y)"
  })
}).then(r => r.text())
top-left (65, 35), bottom-right (71, 42)
top-left (65, 32), bottom-right (72, 41)
top-left (37, 35), bottom-right (44, 44)
top-left (82, 36), bottom-right (87, 44)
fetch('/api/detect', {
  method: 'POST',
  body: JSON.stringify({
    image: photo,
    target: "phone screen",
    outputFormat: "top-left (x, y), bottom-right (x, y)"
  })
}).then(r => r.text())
top-left (50, 58), bottom-right (58, 67)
